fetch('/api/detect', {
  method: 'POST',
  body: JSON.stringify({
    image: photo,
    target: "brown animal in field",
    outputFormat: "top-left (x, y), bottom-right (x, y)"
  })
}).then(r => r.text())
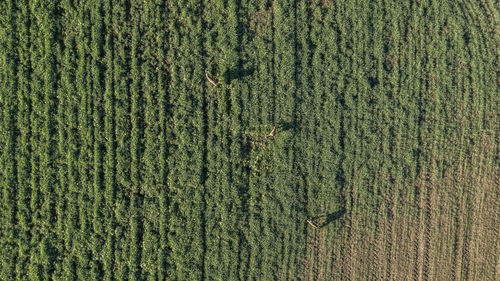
top-left (307, 219), bottom-right (319, 229)
top-left (205, 69), bottom-right (217, 86)
top-left (307, 214), bottom-right (329, 229)
top-left (267, 124), bottom-right (277, 138)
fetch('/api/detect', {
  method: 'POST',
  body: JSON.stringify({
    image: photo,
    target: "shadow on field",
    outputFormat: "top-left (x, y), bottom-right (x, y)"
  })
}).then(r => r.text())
top-left (278, 120), bottom-right (300, 133)
top-left (308, 208), bottom-right (347, 229)
top-left (223, 67), bottom-right (255, 83)
top-left (320, 208), bottom-right (346, 228)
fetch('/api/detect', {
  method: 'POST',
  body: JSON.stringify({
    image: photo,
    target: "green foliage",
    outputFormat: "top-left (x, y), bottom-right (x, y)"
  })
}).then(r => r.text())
top-left (0, 0), bottom-right (498, 280)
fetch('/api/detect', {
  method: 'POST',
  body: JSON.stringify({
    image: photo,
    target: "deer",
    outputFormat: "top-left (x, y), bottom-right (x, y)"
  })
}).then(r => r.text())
top-left (307, 219), bottom-right (319, 229)
top-left (205, 69), bottom-right (217, 86)
top-left (267, 124), bottom-right (277, 138)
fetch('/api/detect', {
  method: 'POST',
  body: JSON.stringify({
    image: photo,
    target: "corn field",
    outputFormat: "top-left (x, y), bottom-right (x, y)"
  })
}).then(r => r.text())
top-left (0, 0), bottom-right (499, 280)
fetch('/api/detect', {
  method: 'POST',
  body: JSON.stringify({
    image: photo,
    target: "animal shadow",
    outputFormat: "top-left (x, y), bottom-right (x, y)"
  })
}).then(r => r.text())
top-left (275, 120), bottom-right (301, 136)
top-left (320, 208), bottom-right (346, 228)
top-left (223, 67), bottom-right (255, 83)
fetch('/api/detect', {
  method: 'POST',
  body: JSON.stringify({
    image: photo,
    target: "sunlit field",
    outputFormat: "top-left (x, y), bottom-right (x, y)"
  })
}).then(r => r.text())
top-left (1, 0), bottom-right (499, 280)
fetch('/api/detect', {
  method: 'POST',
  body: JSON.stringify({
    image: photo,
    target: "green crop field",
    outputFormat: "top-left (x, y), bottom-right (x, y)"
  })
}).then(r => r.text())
top-left (1, 0), bottom-right (499, 280)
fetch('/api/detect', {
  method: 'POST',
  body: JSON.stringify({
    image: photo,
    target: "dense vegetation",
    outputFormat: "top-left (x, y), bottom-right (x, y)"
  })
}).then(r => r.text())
top-left (0, 0), bottom-right (498, 280)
